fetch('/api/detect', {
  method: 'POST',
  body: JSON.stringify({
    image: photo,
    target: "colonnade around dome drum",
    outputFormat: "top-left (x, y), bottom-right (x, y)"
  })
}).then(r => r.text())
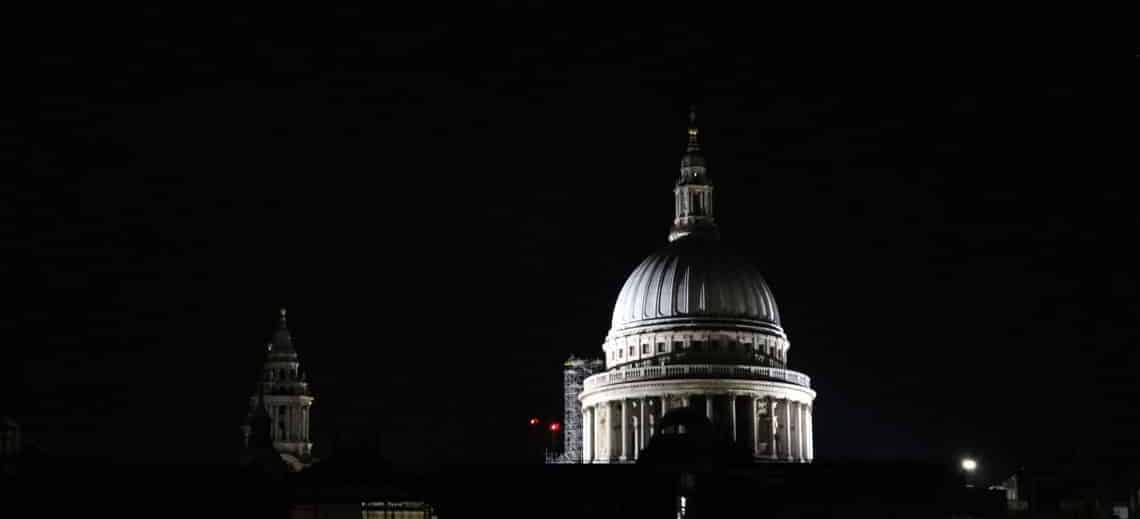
top-left (580, 388), bottom-right (813, 463)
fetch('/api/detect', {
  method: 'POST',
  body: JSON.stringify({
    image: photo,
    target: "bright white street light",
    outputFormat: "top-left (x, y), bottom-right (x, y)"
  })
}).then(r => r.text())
top-left (961, 458), bottom-right (978, 472)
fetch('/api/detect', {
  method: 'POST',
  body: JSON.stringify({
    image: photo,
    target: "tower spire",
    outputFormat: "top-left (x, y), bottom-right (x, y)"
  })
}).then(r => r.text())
top-left (669, 106), bottom-right (719, 242)
top-left (241, 307), bottom-right (315, 469)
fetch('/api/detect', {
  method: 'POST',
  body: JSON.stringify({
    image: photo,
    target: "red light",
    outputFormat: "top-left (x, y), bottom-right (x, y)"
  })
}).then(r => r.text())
top-left (528, 417), bottom-right (540, 426)
top-left (549, 422), bottom-right (561, 432)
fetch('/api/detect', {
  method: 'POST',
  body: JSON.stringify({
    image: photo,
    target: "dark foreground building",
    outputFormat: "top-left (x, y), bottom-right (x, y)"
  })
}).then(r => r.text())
top-left (424, 460), bottom-right (1004, 518)
top-left (2, 443), bottom-right (1005, 519)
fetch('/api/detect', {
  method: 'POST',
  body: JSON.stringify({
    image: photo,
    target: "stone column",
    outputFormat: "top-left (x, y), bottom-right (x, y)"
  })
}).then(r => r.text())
top-left (748, 395), bottom-right (759, 457)
top-left (786, 401), bottom-right (796, 461)
top-left (583, 406), bottom-right (593, 463)
top-left (601, 403), bottom-right (611, 460)
top-left (631, 416), bottom-right (640, 458)
top-left (768, 398), bottom-right (779, 460)
top-left (619, 400), bottom-right (630, 462)
top-left (611, 401), bottom-right (620, 463)
top-left (679, 394), bottom-right (690, 434)
top-left (798, 401), bottom-right (807, 463)
top-left (729, 393), bottom-right (738, 443)
top-left (639, 397), bottom-right (648, 451)
top-left (597, 406), bottom-right (606, 463)
top-left (806, 405), bottom-right (814, 462)
top-left (799, 403), bottom-right (808, 462)
top-left (603, 402), bottom-right (613, 462)
top-left (782, 398), bottom-right (793, 461)
top-left (705, 394), bottom-right (714, 422)
top-left (796, 402), bottom-right (805, 462)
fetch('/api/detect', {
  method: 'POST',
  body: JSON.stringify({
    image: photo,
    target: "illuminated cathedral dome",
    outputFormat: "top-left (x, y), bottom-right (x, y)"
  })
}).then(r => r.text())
top-left (610, 235), bottom-right (781, 333)
top-left (571, 109), bottom-right (816, 466)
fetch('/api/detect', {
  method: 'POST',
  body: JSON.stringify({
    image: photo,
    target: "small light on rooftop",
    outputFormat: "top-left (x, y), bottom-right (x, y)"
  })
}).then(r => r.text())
top-left (961, 458), bottom-right (978, 472)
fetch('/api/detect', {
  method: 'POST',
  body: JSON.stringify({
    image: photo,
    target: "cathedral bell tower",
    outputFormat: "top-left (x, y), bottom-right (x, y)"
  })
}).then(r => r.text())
top-left (241, 308), bottom-right (315, 471)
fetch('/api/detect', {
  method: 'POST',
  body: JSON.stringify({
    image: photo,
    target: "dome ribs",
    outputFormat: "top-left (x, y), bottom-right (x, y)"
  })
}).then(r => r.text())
top-left (763, 278), bottom-right (779, 323)
top-left (742, 262), bottom-right (762, 317)
top-left (677, 263), bottom-right (691, 314)
top-left (694, 260), bottom-right (708, 314)
top-left (755, 276), bottom-right (769, 320)
top-left (627, 263), bottom-right (647, 322)
top-left (643, 253), bottom-right (665, 319)
top-left (655, 256), bottom-right (677, 318)
top-left (609, 238), bottom-right (782, 331)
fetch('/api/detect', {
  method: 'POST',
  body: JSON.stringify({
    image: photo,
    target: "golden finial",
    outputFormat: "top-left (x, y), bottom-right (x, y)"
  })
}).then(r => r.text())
top-left (277, 307), bottom-right (289, 332)
top-left (687, 105), bottom-right (700, 145)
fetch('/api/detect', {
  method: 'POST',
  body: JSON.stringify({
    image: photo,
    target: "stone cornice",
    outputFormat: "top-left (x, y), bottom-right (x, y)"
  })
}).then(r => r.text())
top-left (580, 378), bottom-right (815, 407)
top-left (607, 318), bottom-right (787, 339)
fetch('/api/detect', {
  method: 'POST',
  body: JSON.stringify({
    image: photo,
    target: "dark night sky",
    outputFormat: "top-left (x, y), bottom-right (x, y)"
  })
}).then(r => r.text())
top-left (5, 10), bottom-right (1135, 479)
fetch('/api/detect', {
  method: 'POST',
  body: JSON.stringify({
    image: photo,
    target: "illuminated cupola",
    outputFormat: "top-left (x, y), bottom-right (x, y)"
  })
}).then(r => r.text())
top-left (669, 108), bottom-right (720, 243)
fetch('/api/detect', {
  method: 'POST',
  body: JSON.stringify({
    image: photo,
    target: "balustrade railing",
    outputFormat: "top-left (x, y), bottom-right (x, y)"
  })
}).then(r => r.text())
top-left (582, 364), bottom-right (811, 391)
